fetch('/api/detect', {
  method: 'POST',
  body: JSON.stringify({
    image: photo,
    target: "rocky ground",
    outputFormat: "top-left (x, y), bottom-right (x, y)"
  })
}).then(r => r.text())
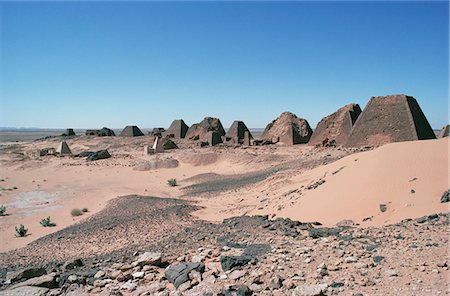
top-left (0, 194), bottom-right (448, 295)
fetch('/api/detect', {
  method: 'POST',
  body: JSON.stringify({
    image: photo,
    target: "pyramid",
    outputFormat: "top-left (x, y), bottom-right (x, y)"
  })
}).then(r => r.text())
top-left (119, 126), bottom-right (144, 137)
top-left (56, 141), bottom-right (72, 156)
top-left (261, 112), bottom-right (313, 145)
top-left (438, 125), bottom-right (449, 138)
top-left (62, 128), bottom-right (76, 136)
top-left (150, 128), bottom-right (165, 137)
top-left (346, 94), bottom-right (436, 147)
top-left (163, 119), bottom-right (188, 139)
top-left (309, 103), bottom-right (362, 147)
top-left (186, 117), bottom-right (225, 140)
top-left (205, 131), bottom-right (223, 146)
top-left (225, 121), bottom-right (253, 143)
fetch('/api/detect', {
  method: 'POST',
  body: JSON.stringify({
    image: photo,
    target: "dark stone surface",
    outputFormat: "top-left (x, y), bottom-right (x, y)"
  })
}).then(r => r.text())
top-left (220, 255), bottom-right (252, 271)
top-left (441, 189), bottom-right (450, 203)
top-left (164, 262), bottom-right (205, 288)
top-left (218, 284), bottom-right (253, 296)
top-left (87, 150), bottom-right (111, 161)
top-left (308, 227), bottom-right (343, 239)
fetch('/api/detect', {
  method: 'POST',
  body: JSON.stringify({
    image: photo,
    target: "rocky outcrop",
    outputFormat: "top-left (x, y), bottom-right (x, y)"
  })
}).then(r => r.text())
top-left (85, 127), bottom-right (115, 136)
top-left (261, 112), bottom-right (313, 145)
top-left (309, 104), bottom-right (361, 147)
top-left (185, 117), bottom-right (225, 140)
top-left (346, 94), bottom-right (436, 147)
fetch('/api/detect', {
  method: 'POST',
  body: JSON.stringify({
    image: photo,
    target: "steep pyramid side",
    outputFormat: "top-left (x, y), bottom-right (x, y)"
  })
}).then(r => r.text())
top-left (346, 94), bottom-right (435, 147)
top-left (119, 126), bottom-right (144, 137)
top-left (164, 120), bottom-right (189, 139)
top-left (56, 141), bottom-right (72, 156)
top-left (309, 103), bottom-right (362, 146)
top-left (225, 121), bottom-right (253, 141)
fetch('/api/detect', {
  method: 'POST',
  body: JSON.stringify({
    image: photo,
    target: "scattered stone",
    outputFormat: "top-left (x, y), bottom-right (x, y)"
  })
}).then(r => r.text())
top-left (6, 267), bottom-right (46, 283)
top-left (132, 252), bottom-right (162, 267)
top-left (440, 189), bottom-right (450, 203)
top-left (220, 256), bottom-right (252, 271)
top-left (63, 258), bottom-right (83, 271)
top-left (218, 284), bottom-right (253, 296)
top-left (164, 262), bottom-right (205, 288)
top-left (385, 269), bottom-right (398, 277)
top-left (0, 286), bottom-right (49, 296)
top-left (379, 204), bottom-right (387, 212)
top-left (292, 284), bottom-right (328, 296)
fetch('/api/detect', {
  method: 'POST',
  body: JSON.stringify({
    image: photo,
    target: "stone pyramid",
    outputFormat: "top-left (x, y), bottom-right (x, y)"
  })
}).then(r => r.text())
top-left (119, 126), bottom-right (144, 137)
top-left (346, 94), bottom-right (436, 147)
top-left (56, 141), bottom-right (72, 156)
top-left (186, 117), bottom-right (225, 140)
top-left (225, 121), bottom-right (253, 142)
top-left (163, 119), bottom-right (189, 139)
top-left (309, 103), bottom-right (362, 147)
top-left (438, 125), bottom-right (449, 138)
top-left (261, 112), bottom-right (313, 145)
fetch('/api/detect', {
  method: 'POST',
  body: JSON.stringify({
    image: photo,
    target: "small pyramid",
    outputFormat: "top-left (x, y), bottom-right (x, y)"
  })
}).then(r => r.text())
top-left (438, 125), bottom-right (449, 138)
top-left (56, 141), bottom-right (72, 156)
top-left (346, 94), bottom-right (436, 147)
top-left (225, 121), bottom-right (253, 143)
top-left (119, 126), bottom-right (144, 137)
top-left (164, 119), bottom-right (189, 139)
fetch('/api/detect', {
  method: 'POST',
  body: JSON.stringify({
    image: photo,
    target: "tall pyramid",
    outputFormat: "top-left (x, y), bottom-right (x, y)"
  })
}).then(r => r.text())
top-left (309, 103), bottom-right (362, 146)
top-left (261, 112), bottom-right (312, 145)
top-left (56, 141), bottom-right (72, 156)
top-left (119, 126), bottom-right (144, 137)
top-left (163, 119), bottom-right (189, 139)
top-left (225, 121), bottom-right (253, 142)
top-left (346, 94), bottom-right (436, 147)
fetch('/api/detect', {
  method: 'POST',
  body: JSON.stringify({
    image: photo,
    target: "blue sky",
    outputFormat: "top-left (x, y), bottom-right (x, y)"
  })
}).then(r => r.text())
top-left (1, 1), bottom-right (448, 129)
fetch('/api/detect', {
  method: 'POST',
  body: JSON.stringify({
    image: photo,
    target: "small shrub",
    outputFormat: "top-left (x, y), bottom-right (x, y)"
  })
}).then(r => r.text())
top-left (0, 205), bottom-right (6, 216)
top-left (71, 208), bottom-right (83, 217)
top-left (40, 216), bottom-right (56, 227)
top-left (15, 224), bottom-right (28, 237)
top-left (81, 208), bottom-right (88, 213)
top-left (167, 178), bottom-right (177, 187)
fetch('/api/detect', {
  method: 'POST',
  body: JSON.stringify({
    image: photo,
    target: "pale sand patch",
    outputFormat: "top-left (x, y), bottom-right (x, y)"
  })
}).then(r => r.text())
top-left (192, 138), bottom-right (449, 226)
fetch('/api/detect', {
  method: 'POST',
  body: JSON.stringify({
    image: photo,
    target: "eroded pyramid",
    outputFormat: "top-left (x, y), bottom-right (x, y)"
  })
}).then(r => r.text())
top-left (261, 112), bottom-right (312, 145)
top-left (309, 103), bottom-right (361, 147)
top-left (185, 117), bottom-right (225, 140)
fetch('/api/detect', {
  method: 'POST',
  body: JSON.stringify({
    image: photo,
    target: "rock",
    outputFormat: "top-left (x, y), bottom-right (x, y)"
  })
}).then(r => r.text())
top-left (336, 219), bottom-right (355, 227)
top-left (218, 284), bottom-right (253, 296)
top-left (177, 281), bottom-right (192, 292)
top-left (0, 286), bottom-right (49, 296)
top-left (120, 281), bottom-right (137, 291)
top-left (292, 284), bottom-right (328, 296)
top-left (261, 112), bottom-right (313, 145)
top-left (164, 262), bottom-right (205, 288)
top-left (133, 252), bottom-right (162, 267)
top-left (132, 271), bottom-right (144, 279)
top-left (373, 256), bottom-right (385, 263)
top-left (86, 150), bottom-right (111, 161)
top-left (308, 227), bottom-right (342, 239)
top-left (416, 216), bottom-right (427, 223)
top-left (63, 259), bottom-right (83, 271)
top-left (6, 267), bottom-right (46, 283)
top-left (67, 275), bottom-right (78, 283)
top-left (11, 273), bottom-right (57, 289)
top-left (441, 189), bottom-right (450, 203)
top-left (65, 286), bottom-right (88, 296)
top-left (220, 256), bottom-right (252, 271)
top-left (385, 269), bottom-right (398, 277)
top-left (229, 270), bottom-right (246, 280)
top-left (344, 256), bottom-right (358, 263)
top-left (94, 271), bottom-right (105, 279)
top-left (379, 204), bottom-right (387, 212)
top-left (269, 275), bottom-right (283, 289)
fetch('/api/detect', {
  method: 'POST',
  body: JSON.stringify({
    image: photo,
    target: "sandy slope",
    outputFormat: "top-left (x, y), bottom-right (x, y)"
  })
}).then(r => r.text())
top-left (193, 138), bottom-right (449, 226)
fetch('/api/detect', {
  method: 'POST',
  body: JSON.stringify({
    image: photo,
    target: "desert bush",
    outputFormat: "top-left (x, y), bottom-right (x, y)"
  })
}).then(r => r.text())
top-left (15, 224), bottom-right (28, 237)
top-left (81, 208), bottom-right (88, 213)
top-left (40, 216), bottom-right (56, 227)
top-left (71, 208), bottom-right (83, 217)
top-left (0, 205), bottom-right (6, 216)
top-left (167, 178), bottom-right (177, 187)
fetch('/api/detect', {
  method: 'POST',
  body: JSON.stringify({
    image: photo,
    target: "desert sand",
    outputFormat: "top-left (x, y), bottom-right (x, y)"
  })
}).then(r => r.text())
top-left (0, 134), bottom-right (448, 295)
